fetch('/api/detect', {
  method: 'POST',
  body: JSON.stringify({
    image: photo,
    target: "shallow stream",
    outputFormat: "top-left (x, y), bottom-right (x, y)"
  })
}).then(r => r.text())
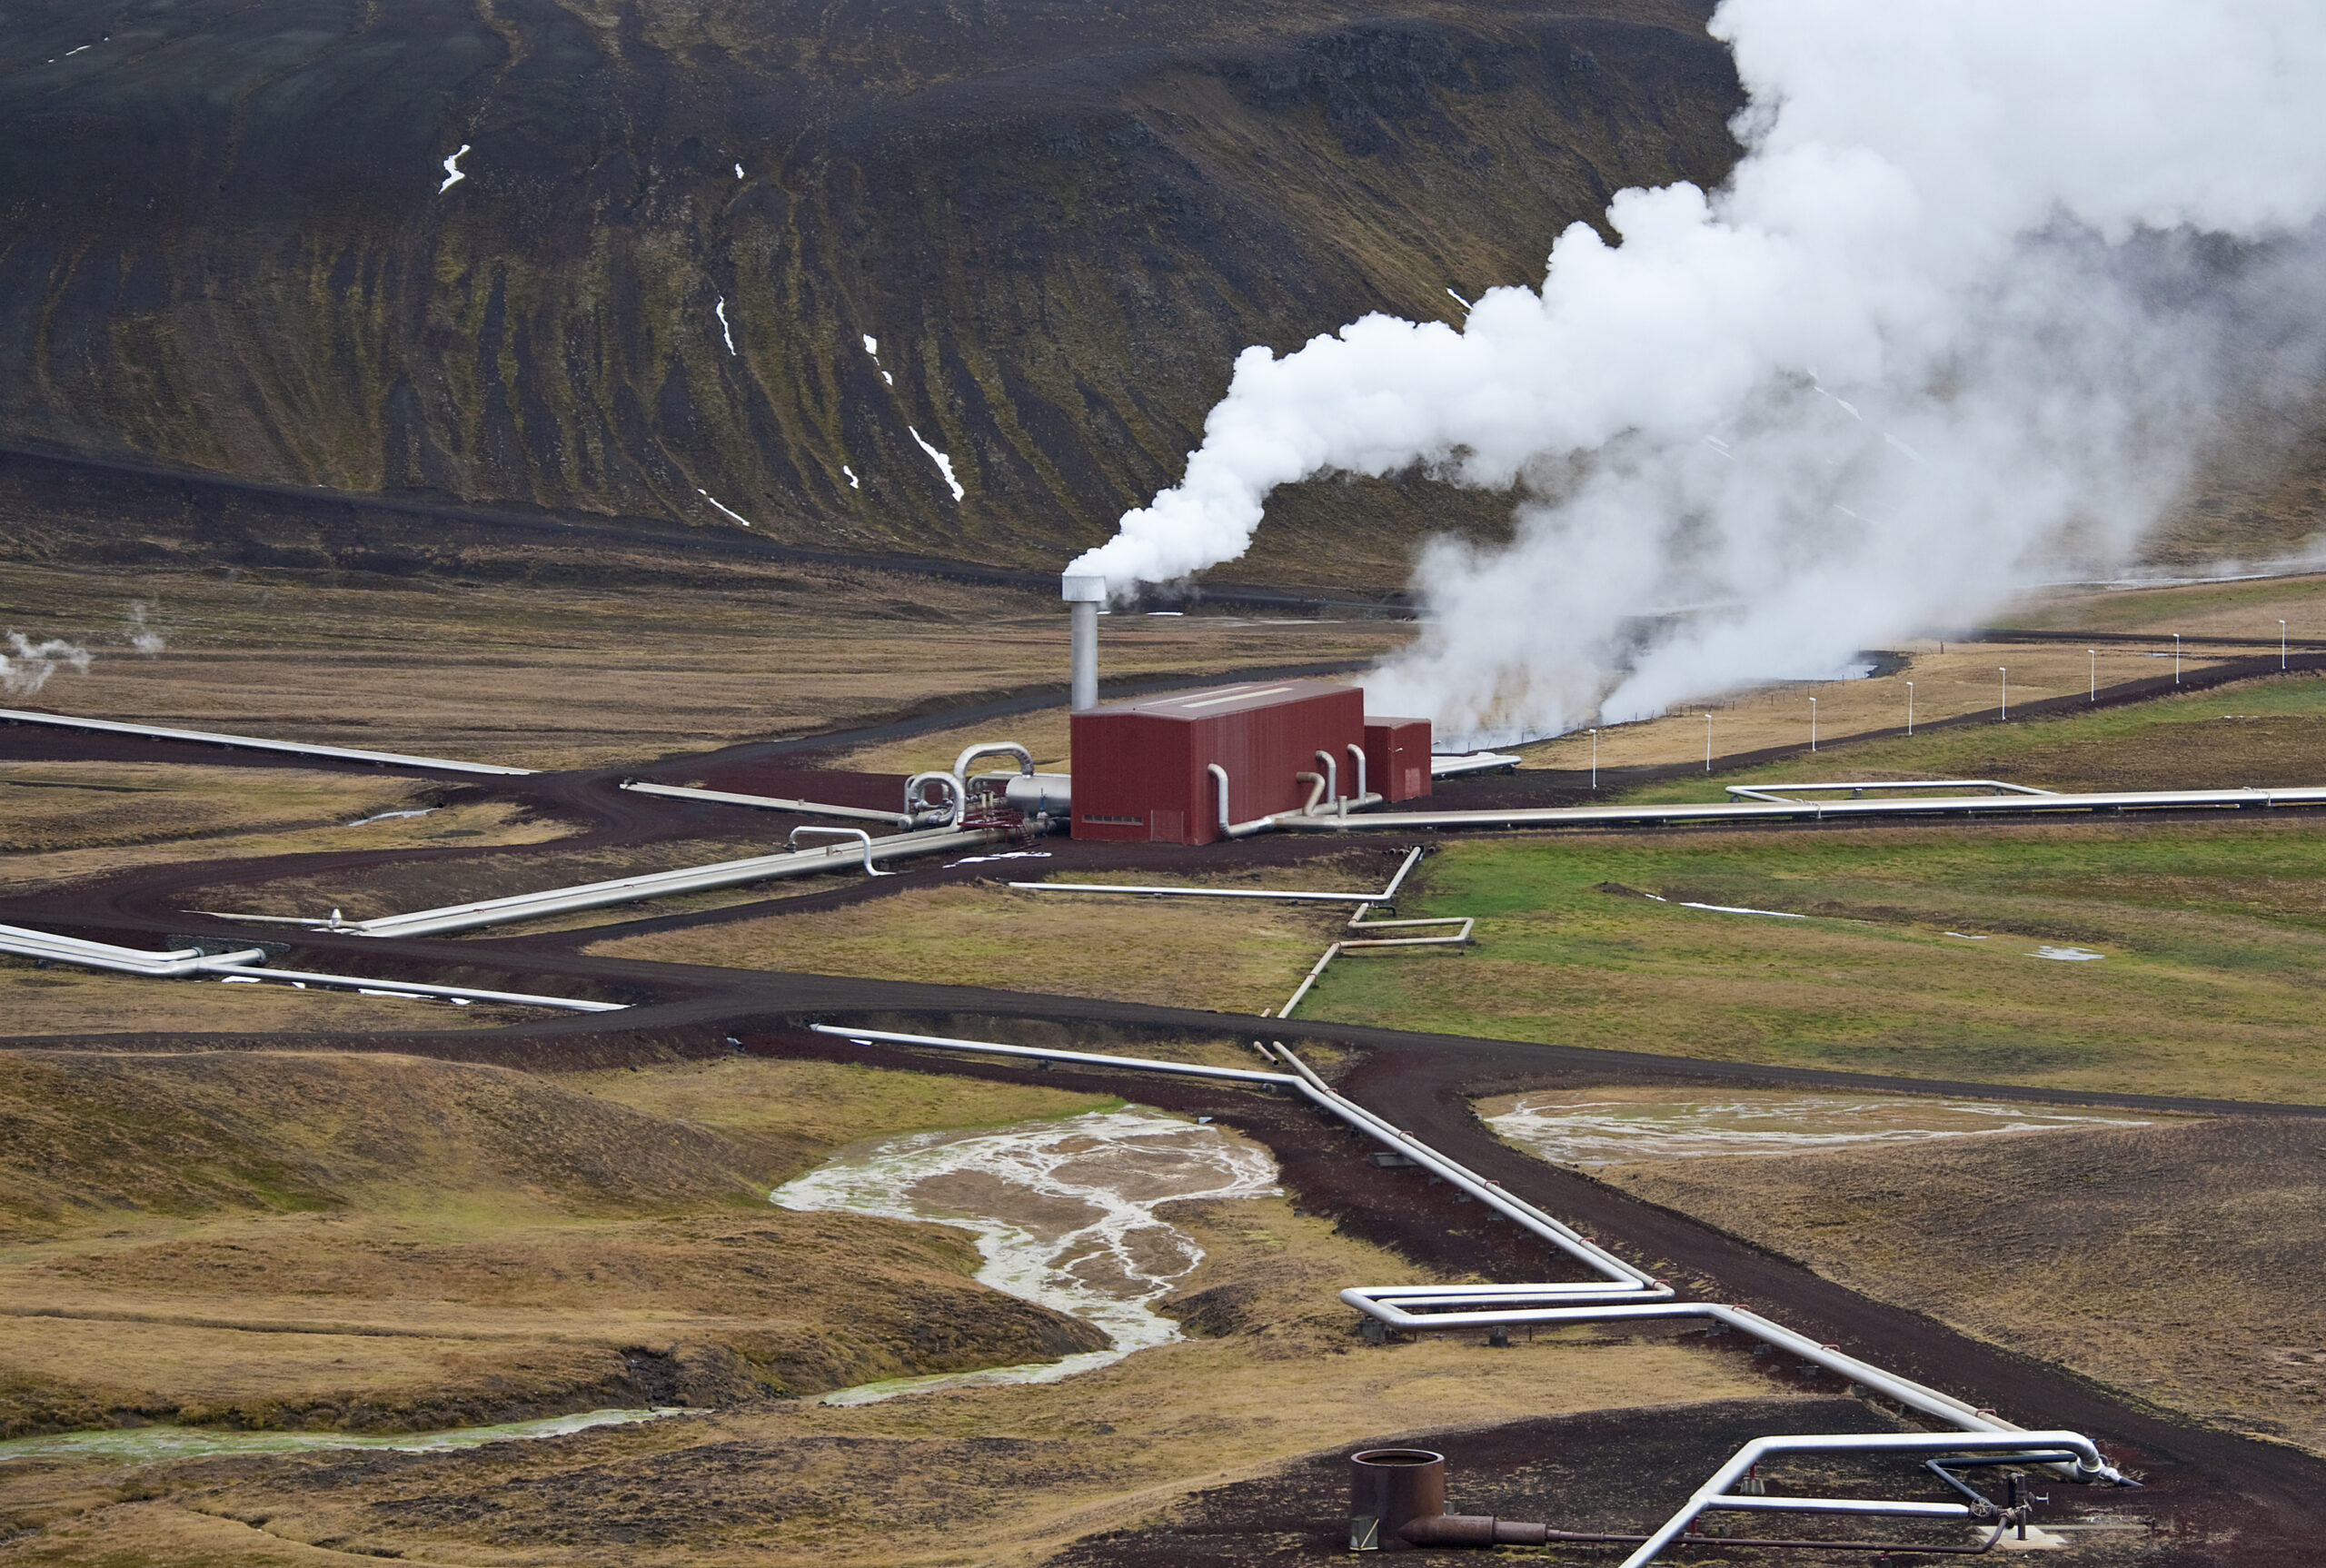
top-left (0, 1407), bottom-right (683, 1467)
top-left (773, 1104), bottom-right (1278, 1404)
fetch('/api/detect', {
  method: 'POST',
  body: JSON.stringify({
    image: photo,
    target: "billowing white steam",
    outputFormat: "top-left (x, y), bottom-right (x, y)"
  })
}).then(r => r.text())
top-left (0, 632), bottom-right (93, 696)
top-left (1068, 0), bottom-right (2326, 742)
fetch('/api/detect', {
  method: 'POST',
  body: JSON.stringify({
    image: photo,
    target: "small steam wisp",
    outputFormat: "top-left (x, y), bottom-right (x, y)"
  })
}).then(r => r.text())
top-left (0, 632), bottom-right (92, 696)
top-left (1068, 0), bottom-right (2326, 744)
top-left (126, 602), bottom-right (164, 656)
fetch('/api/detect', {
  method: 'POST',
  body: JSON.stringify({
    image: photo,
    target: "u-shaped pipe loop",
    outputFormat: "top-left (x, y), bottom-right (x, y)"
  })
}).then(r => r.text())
top-left (905, 770), bottom-right (964, 827)
top-left (788, 826), bottom-right (893, 876)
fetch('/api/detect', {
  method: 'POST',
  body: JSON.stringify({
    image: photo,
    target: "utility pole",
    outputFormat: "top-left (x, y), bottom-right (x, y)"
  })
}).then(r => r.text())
top-left (1999, 667), bottom-right (2008, 721)
top-left (1906, 681), bottom-right (1913, 736)
top-left (1704, 713), bottom-right (1712, 773)
top-left (1589, 729), bottom-right (1597, 791)
top-left (1810, 696), bottom-right (1817, 753)
top-left (2089, 649), bottom-right (2096, 701)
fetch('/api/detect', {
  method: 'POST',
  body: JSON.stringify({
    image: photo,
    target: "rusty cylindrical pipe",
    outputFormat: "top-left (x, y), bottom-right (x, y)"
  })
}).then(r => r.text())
top-left (1399, 1514), bottom-right (1554, 1547)
top-left (1348, 1449), bottom-right (1444, 1552)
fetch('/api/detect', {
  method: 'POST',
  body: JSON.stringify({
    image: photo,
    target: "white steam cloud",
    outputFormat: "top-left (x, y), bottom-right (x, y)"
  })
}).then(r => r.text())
top-left (1068, 0), bottom-right (2326, 743)
top-left (1, 632), bottom-right (93, 696)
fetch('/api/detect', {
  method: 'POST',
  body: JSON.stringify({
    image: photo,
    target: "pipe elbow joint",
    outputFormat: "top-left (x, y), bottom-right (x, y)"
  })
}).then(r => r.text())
top-left (1396, 1514), bottom-right (1549, 1548)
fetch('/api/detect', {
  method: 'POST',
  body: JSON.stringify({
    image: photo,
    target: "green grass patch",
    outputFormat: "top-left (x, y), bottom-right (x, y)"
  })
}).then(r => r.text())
top-left (1308, 817), bottom-right (2326, 1104)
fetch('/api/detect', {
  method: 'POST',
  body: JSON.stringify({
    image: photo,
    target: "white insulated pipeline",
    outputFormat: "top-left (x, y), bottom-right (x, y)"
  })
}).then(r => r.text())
top-left (1274, 780), bottom-right (2326, 834)
top-left (1208, 761), bottom-right (1382, 838)
top-left (298, 826), bottom-right (998, 938)
top-left (807, 1023), bottom-right (2130, 1499)
top-left (621, 780), bottom-right (914, 828)
top-left (0, 709), bottom-right (535, 777)
top-left (627, 743), bottom-right (1037, 834)
top-left (0, 922), bottom-right (622, 1011)
top-left (0, 924), bottom-right (269, 977)
top-left (1627, 1431), bottom-right (2109, 1568)
top-left (1009, 845), bottom-right (1426, 905)
top-left (1275, 902), bottom-right (1473, 1019)
top-left (998, 849), bottom-right (1463, 1017)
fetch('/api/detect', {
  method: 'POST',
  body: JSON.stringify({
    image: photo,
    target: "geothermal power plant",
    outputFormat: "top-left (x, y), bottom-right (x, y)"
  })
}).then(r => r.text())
top-left (8, 569), bottom-right (2326, 1561)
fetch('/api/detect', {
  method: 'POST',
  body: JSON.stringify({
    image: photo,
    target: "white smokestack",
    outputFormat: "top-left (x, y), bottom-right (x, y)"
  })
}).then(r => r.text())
top-left (1068, 0), bottom-right (2326, 744)
top-left (1062, 572), bottom-right (1106, 711)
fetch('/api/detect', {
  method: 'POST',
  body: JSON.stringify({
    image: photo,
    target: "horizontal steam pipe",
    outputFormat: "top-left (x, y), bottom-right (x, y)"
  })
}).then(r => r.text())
top-left (203, 963), bottom-right (625, 1012)
top-left (620, 779), bottom-right (912, 828)
top-left (0, 922), bottom-right (619, 1012)
top-left (234, 828), bottom-right (998, 938)
top-left (1276, 780), bottom-right (2326, 834)
top-left (1725, 779), bottom-right (2058, 801)
top-left (0, 708), bottom-right (534, 777)
top-left (0, 923), bottom-right (268, 977)
top-left (1009, 845), bottom-right (1426, 905)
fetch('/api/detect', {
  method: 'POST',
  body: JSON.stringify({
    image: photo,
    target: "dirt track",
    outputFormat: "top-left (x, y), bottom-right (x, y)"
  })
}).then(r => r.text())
top-left (7, 697), bottom-right (2326, 1563)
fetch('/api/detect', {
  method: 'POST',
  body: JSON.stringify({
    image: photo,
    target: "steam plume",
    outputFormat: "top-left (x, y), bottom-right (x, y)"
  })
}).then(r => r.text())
top-left (1068, 0), bottom-right (2326, 742)
top-left (1, 632), bottom-right (93, 696)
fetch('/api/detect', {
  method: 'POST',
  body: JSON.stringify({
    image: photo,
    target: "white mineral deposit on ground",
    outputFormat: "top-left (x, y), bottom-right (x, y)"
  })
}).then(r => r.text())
top-left (774, 1105), bottom-right (1277, 1404)
top-left (1484, 1089), bottom-right (2151, 1167)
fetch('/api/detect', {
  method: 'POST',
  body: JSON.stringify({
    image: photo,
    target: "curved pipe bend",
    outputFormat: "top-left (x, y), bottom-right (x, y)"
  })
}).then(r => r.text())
top-left (787, 826), bottom-right (894, 876)
top-left (939, 743), bottom-right (1035, 828)
top-left (953, 742), bottom-right (1034, 782)
top-left (905, 770), bottom-right (964, 827)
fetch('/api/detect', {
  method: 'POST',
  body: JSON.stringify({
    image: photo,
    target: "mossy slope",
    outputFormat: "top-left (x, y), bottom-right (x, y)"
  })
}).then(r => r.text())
top-left (0, 0), bottom-right (1740, 571)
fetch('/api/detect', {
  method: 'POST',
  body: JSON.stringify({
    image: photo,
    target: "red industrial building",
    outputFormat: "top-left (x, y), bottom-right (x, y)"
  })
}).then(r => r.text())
top-left (1069, 680), bottom-right (1427, 844)
top-left (1363, 717), bottom-right (1433, 804)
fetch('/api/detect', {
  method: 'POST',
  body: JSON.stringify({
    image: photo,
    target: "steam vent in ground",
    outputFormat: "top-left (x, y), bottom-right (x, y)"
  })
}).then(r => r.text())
top-left (5, 2), bottom-right (2326, 1566)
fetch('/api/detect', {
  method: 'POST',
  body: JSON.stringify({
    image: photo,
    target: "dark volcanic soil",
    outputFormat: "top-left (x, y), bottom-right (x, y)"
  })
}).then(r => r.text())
top-left (1050, 1397), bottom-right (2209, 1565)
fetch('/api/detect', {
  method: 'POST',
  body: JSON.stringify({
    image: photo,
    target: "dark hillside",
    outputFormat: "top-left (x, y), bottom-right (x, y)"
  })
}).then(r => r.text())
top-left (0, 0), bottom-right (1740, 572)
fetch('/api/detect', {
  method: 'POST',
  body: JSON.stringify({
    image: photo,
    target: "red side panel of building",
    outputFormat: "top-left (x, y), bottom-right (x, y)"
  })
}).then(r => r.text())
top-left (1071, 680), bottom-right (1365, 844)
top-left (1069, 709), bottom-right (1191, 842)
top-left (1363, 717), bottom-right (1434, 803)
